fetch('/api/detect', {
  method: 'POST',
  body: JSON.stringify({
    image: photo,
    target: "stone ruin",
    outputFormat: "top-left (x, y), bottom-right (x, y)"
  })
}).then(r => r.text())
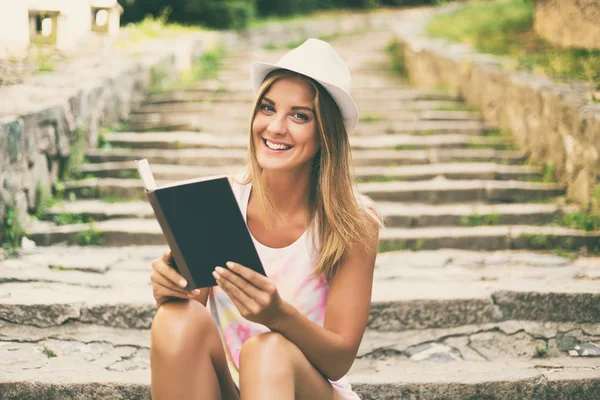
top-left (0, 0), bottom-right (123, 59)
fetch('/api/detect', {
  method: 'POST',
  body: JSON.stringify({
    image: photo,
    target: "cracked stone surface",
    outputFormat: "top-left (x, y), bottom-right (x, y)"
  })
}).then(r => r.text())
top-left (2, 19), bottom-right (600, 400)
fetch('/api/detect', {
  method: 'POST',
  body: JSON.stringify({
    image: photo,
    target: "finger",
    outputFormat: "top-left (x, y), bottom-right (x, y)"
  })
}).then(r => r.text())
top-left (214, 270), bottom-right (256, 315)
top-left (150, 270), bottom-right (190, 296)
top-left (215, 266), bottom-right (264, 300)
top-left (226, 262), bottom-right (272, 291)
top-left (153, 280), bottom-right (190, 300)
top-left (153, 258), bottom-right (187, 288)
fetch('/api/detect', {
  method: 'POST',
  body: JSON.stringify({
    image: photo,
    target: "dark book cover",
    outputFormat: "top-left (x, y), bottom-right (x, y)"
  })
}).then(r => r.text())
top-left (136, 159), bottom-right (266, 289)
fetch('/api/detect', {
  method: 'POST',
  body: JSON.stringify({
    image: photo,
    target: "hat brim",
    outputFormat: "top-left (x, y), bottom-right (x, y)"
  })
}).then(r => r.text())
top-left (250, 62), bottom-right (359, 133)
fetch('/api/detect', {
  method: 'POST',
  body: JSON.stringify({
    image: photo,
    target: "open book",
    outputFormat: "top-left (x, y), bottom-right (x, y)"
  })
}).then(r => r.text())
top-left (135, 159), bottom-right (266, 289)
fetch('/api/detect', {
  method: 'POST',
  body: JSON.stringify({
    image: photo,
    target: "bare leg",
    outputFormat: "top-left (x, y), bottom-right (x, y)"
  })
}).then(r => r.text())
top-left (150, 300), bottom-right (240, 400)
top-left (239, 332), bottom-right (336, 400)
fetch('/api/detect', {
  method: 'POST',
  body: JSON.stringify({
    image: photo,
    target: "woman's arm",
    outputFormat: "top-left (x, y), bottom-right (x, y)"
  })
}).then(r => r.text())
top-left (269, 219), bottom-right (379, 380)
top-left (214, 215), bottom-right (379, 381)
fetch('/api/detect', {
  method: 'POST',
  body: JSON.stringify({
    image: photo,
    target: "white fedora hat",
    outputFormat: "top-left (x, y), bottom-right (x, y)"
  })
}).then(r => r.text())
top-left (250, 38), bottom-right (359, 133)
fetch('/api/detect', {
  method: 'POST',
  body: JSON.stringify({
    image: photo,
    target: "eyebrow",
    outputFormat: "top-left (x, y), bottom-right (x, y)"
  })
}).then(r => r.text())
top-left (262, 97), bottom-right (314, 113)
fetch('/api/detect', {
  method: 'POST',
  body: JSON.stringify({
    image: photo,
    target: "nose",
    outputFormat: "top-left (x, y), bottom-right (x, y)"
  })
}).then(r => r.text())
top-left (267, 114), bottom-right (287, 136)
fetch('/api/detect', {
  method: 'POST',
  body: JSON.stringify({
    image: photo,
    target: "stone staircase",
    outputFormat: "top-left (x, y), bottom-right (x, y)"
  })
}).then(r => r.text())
top-left (1, 31), bottom-right (600, 399)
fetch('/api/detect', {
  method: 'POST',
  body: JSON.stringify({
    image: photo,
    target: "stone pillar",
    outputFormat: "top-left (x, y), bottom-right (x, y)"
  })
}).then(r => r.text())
top-left (27, 0), bottom-right (91, 52)
top-left (0, 2), bottom-right (30, 58)
top-left (534, 0), bottom-right (600, 49)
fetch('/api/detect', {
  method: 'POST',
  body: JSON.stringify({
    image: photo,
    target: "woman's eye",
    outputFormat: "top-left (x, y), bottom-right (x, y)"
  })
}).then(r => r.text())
top-left (294, 113), bottom-right (309, 121)
top-left (260, 104), bottom-right (274, 112)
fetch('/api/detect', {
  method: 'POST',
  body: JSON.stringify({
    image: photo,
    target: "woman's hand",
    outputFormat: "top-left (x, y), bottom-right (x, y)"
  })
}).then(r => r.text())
top-left (213, 262), bottom-right (290, 328)
top-left (150, 249), bottom-right (204, 308)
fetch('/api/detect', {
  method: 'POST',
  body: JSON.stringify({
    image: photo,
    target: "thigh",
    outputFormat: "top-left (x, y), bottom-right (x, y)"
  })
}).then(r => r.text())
top-left (152, 300), bottom-right (240, 400)
top-left (288, 343), bottom-right (339, 400)
top-left (240, 332), bottom-right (338, 400)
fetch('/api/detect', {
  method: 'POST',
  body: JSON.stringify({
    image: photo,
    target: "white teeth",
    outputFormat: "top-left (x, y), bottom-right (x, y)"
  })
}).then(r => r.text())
top-left (265, 139), bottom-right (291, 150)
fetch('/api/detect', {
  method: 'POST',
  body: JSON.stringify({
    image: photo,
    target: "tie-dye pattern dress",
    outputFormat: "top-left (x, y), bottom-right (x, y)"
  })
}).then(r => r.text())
top-left (208, 175), bottom-right (360, 399)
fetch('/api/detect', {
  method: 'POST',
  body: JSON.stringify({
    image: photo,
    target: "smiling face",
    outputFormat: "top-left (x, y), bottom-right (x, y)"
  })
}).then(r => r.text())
top-left (251, 75), bottom-right (320, 174)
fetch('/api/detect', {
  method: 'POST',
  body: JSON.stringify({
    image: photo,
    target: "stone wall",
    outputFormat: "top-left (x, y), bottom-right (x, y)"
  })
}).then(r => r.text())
top-left (534, 0), bottom-right (600, 50)
top-left (0, 11), bottom-right (401, 244)
top-left (392, 7), bottom-right (600, 206)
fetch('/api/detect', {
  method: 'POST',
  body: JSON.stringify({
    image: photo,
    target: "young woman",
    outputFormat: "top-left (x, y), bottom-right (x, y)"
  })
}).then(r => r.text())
top-left (149, 38), bottom-right (382, 400)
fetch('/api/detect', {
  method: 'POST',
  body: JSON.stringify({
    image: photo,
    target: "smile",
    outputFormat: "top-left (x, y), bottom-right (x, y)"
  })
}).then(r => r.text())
top-left (263, 138), bottom-right (293, 151)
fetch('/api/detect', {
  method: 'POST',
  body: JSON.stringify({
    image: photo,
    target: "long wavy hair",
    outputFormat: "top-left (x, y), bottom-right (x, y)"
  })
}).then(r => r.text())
top-left (237, 69), bottom-right (382, 279)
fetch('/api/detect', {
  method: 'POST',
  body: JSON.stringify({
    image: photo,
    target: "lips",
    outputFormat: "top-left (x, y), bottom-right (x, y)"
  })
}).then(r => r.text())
top-left (263, 138), bottom-right (292, 147)
top-left (262, 138), bottom-right (293, 151)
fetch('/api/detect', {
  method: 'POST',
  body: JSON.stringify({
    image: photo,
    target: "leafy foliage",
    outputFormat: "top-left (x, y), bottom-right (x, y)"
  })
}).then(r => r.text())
top-left (427, 0), bottom-right (600, 83)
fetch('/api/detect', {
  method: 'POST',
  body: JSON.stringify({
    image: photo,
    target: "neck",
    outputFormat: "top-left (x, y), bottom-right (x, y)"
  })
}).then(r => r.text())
top-left (260, 166), bottom-right (312, 218)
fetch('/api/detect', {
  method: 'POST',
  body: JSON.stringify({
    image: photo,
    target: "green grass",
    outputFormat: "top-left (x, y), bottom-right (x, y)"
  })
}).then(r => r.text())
top-left (560, 209), bottom-right (600, 232)
top-left (482, 129), bottom-right (503, 138)
top-left (150, 45), bottom-right (226, 93)
top-left (534, 344), bottom-right (549, 358)
top-left (119, 170), bottom-right (140, 179)
top-left (46, 213), bottom-right (95, 226)
top-left (266, 33), bottom-right (342, 51)
top-left (42, 345), bottom-right (57, 358)
top-left (64, 124), bottom-right (88, 181)
top-left (115, 13), bottom-right (205, 51)
top-left (435, 102), bottom-right (476, 112)
top-left (427, 0), bottom-right (600, 84)
top-left (460, 212), bottom-right (501, 227)
top-left (1, 207), bottom-right (26, 257)
top-left (553, 248), bottom-right (577, 260)
top-left (385, 41), bottom-right (408, 78)
top-left (361, 113), bottom-right (383, 123)
top-left (76, 223), bottom-right (104, 246)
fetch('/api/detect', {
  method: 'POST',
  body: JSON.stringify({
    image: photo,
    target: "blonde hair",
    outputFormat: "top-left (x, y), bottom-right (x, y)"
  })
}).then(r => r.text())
top-left (238, 69), bottom-right (382, 279)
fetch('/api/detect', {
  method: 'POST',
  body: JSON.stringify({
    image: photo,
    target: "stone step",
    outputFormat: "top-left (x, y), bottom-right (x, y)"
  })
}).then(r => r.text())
top-left (360, 179), bottom-right (565, 203)
top-left (78, 162), bottom-right (542, 182)
top-left (1, 318), bottom-right (599, 399)
top-left (144, 88), bottom-right (458, 104)
top-left (377, 202), bottom-right (568, 227)
top-left (59, 177), bottom-right (561, 203)
top-left (1, 247), bottom-right (599, 331)
top-left (127, 117), bottom-right (486, 136)
top-left (133, 99), bottom-right (474, 114)
top-left (131, 108), bottom-right (481, 123)
top-left (26, 215), bottom-right (598, 251)
top-left (41, 200), bottom-right (568, 228)
top-left (85, 147), bottom-right (526, 166)
top-left (102, 132), bottom-right (513, 151)
top-left (380, 225), bottom-right (600, 252)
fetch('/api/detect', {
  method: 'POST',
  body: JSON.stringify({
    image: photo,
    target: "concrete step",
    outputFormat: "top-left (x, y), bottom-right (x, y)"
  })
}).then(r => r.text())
top-left (58, 177), bottom-right (562, 203)
top-left (1, 246), bottom-right (599, 331)
top-left (360, 179), bottom-right (565, 203)
top-left (131, 108), bottom-right (482, 123)
top-left (127, 117), bottom-right (486, 136)
top-left (0, 321), bottom-right (600, 400)
top-left (85, 147), bottom-right (526, 166)
top-left (133, 99), bottom-right (475, 114)
top-left (143, 88), bottom-right (458, 105)
top-left (380, 225), bottom-right (600, 252)
top-left (377, 202), bottom-right (568, 227)
top-left (1, 317), bottom-right (599, 399)
top-left (78, 162), bottom-right (542, 182)
top-left (39, 200), bottom-right (568, 228)
top-left (26, 215), bottom-right (598, 251)
top-left (101, 132), bottom-right (513, 151)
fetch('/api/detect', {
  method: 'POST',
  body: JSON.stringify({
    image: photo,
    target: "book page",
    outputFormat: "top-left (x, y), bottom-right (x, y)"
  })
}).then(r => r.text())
top-left (135, 159), bottom-right (157, 191)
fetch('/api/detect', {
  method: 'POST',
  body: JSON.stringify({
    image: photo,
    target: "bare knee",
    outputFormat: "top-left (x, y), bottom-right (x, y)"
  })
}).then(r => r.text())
top-left (151, 300), bottom-right (215, 360)
top-left (240, 332), bottom-right (296, 379)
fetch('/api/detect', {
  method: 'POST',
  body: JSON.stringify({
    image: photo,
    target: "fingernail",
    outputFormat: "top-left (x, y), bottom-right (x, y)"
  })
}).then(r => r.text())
top-left (215, 266), bottom-right (225, 274)
top-left (226, 262), bottom-right (235, 269)
top-left (179, 279), bottom-right (187, 288)
top-left (212, 271), bottom-right (220, 280)
top-left (192, 289), bottom-right (201, 295)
